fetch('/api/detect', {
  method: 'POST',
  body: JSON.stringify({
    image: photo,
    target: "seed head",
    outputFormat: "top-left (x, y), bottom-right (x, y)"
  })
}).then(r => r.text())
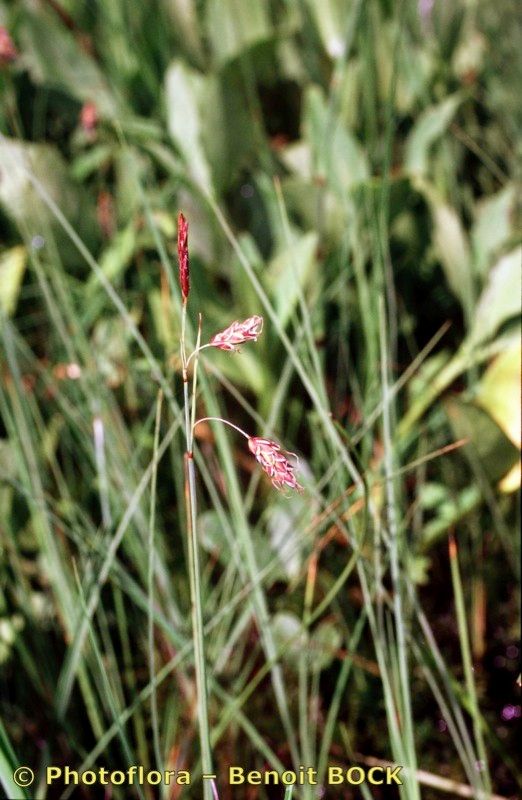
top-left (209, 315), bottom-right (263, 352)
top-left (177, 212), bottom-right (190, 303)
top-left (247, 436), bottom-right (303, 492)
top-left (0, 27), bottom-right (18, 65)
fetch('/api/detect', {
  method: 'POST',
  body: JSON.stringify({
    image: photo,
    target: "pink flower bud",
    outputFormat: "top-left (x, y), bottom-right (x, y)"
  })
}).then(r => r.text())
top-left (80, 101), bottom-right (98, 134)
top-left (209, 315), bottom-right (263, 352)
top-left (247, 436), bottom-right (303, 492)
top-left (0, 27), bottom-right (18, 65)
top-left (177, 212), bottom-right (190, 303)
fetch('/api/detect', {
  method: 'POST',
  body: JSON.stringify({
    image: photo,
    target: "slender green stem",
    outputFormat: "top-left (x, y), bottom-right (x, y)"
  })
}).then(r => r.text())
top-left (298, 560), bottom-right (315, 799)
top-left (317, 612), bottom-right (368, 786)
top-left (186, 342), bottom-right (214, 369)
top-left (194, 417), bottom-right (250, 440)
top-left (379, 298), bottom-right (420, 799)
top-left (273, 177), bottom-right (326, 405)
top-left (448, 533), bottom-right (492, 798)
top-left (181, 302), bottom-right (191, 443)
top-left (189, 315), bottom-right (203, 452)
top-left (210, 777), bottom-right (220, 800)
top-left (148, 390), bottom-right (163, 772)
top-left (181, 304), bottom-right (213, 800)
top-left (185, 453), bottom-right (213, 797)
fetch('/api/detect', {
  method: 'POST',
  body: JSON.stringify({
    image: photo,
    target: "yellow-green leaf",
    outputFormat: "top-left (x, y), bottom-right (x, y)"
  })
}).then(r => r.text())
top-left (470, 247), bottom-right (522, 346)
top-left (267, 231), bottom-right (318, 327)
top-left (498, 462), bottom-right (521, 494)
top-left (432, 203), bottom-right (471, 304)
top-left (0, 246), bottom-right (27, 317)
top-left (405, 94), bottom-right (462, 176)
top-left (475, 343), bottom-right (521, 449)
top-left (205, 0), bottom-right (271, 65)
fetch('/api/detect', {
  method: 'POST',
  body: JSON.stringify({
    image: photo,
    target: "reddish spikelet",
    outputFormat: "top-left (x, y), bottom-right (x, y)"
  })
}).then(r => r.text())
top-left (0, 27), bottom-right (18, 64)
top-left (247, 436), bottom-right (303, 492)
top-left (209, 315), bottom-right (263, 352)
top-left (96, 190), bottom-right (115, 238)
top-left (80, 101), bottom-right (98, 134)
top-left (177, 212), bottom-right (190, 303)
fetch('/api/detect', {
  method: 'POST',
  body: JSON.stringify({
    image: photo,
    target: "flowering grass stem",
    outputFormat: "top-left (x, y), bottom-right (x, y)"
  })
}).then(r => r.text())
top-left (185, 342), bottom-right (214, 369)
top-left (180, 300), bottom-right (213, 800)
top-left (189, 314), bottom-right (203, 452)
top-left (194, 416), bottom-right (250, 440)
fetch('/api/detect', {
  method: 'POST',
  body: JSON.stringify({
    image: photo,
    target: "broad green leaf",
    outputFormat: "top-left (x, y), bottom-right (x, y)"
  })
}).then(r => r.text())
top-left (163, 0), bottom-right (204, 62)
top-left (0, 440), bottom-right (17, 482)
top-left (205, 0), bottom-right (271, 65)
top-left (304, 0), bottom-right (351, 59)
top-left (308, 620), bottom-right (342, 670)
top-left (272, 612), bottom-right (306, 665)
top-left (404, 94), bottom-right (462, 176)
top-left (199, 511), bottom-right (282, 581)
top-left (498, 462), bottom-right (521, 494)
top-left (408, 350), bottom-right (452, 401)
top-left (0, 614), bottom-right (24, 663)
top-left (148, 289), bottom-right (177, 350)
top-left (282, 177), bottom-right (346, 241)
top-left (41, 415), bottom-right (64, 465)
top-left (471, 184), bottom-right (518, 276)
top-left (453, 31), bottom-right (487, 82)
top-left (444, 397), bottom-right (519, 485)
top-left (114, 148), bottom-right (148, 224)
top-left (165, 60), bottom-right (212, 192)
top-left (0, 246), bottom-right (27, 316)
top-left (470, 247), bottom-right (522, 345)
top-left (204, 347), bottom-right (266, 395)
top-left (87, 223), bottom-right (137, 293)
top-left (304, 86), bottom-right (369, 195)
top-left (267, 494), bottom-right (311, 581)
top-left (92, 316), bottom-right (131, 387)
top-left (199, 70), bottom-right (259, 191)
top-left (150, 211), bottom-right (177, 239)
top-left (406, 554), bottom-right (432, 585)
top-left (19, 6), bottom-right (118, 116)
top-left (475, 343), bottom-right (521, 449)
top-left (230, 233), bottom-right (266, 314)
top-left (421, 485), bottom-right (481, 550)
top-left (334, 58), bottom-right (362, 130)
top-left (279, 141), bottom-right (312, 179)
top-left (71, 144), bottom-right (114, 182)
top-left (267, 231), bottom-right (318, 328)
top-left (95, 2), bottom-right (140, 83)
top-left (418, 482), bottom-right (449, 509)
top-left (199, 510), bottom-right (229, 557)
top-left (430, 201), bottom-right (472, 311)
top-left (377, 29), bottom-right (433, 114)
top-left (0, 139), bottom-right (97, 253)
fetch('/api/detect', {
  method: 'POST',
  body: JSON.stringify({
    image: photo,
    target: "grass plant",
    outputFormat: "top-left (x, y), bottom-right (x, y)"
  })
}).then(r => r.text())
top-left (0, 1), bottom-right (520, 799)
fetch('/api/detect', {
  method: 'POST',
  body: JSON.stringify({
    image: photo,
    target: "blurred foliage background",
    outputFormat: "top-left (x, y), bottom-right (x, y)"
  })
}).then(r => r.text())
top-left (0, 0), bottom-right (520, 798)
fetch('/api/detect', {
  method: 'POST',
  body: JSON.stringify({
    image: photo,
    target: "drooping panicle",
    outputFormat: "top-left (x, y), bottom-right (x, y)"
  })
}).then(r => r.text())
top-left (209, 315), bottom-right (263, 352)
top-left (177, 212), bottom-right (190, 303)
top-left (247, 436), bottom-right (303, 492)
